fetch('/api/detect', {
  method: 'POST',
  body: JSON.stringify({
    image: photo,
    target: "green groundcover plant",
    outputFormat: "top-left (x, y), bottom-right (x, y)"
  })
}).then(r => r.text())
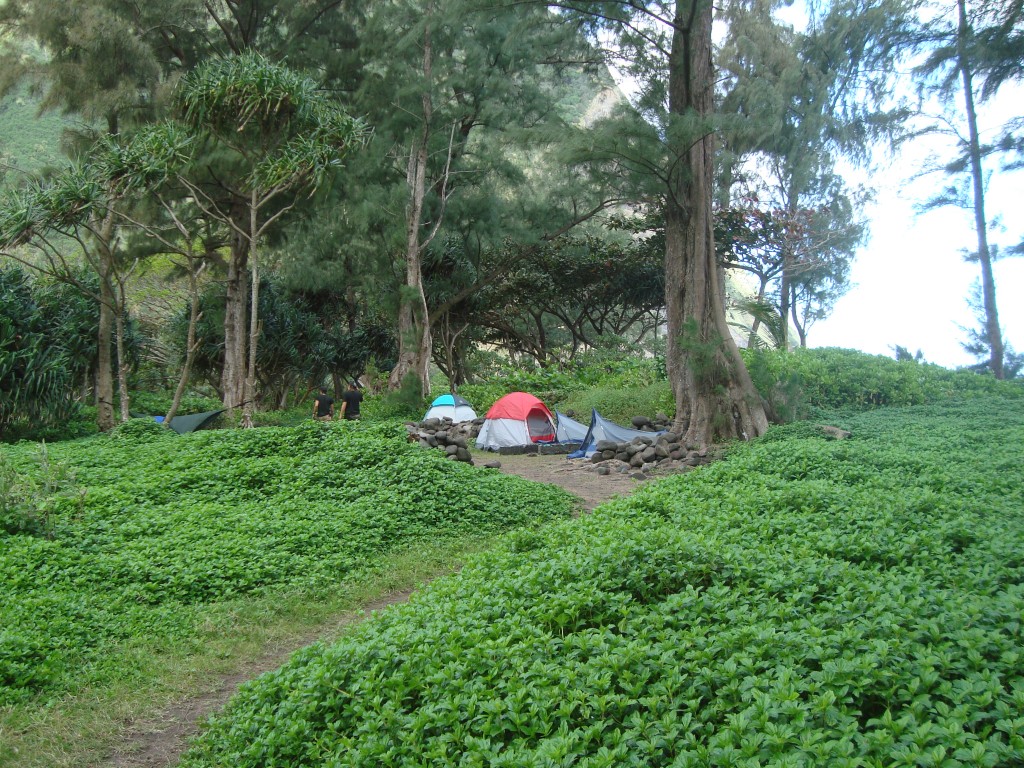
top-left (182, 396), bottom-right (1023, 767)
top-left (0, 422), bottom-right (575, 705)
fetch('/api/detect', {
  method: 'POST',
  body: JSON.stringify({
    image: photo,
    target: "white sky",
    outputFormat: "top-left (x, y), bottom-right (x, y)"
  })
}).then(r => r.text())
top-left (809, 87), bottom-right (1023, 368)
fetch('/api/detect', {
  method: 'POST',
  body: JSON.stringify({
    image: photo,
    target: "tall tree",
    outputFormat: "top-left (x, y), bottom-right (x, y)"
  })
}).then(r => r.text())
top-left (912, 0), bottom-right (1023, 378)
top-left (141, 53), bottom-right (369, 424)
top-left (340, 0), bottom-right (604, 398)
top-left (717, 0), bottom-right (905, 349)
top-left (547, 0), bottom-right (769, 445)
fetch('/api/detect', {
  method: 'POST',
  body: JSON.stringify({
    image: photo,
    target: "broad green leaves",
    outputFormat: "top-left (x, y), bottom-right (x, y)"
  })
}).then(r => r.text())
top-left (0, 422), bottom-right (574, 704)
top-left (183, 396), bottom-right (1024, 766)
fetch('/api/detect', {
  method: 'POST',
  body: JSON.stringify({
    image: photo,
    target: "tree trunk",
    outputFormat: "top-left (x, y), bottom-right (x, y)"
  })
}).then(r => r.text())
top-left (165, 263), bottom-right (204, 426)
top-left (114, 310), bottom-right (130, 423)
top-left (221, 217), bottom-right (249, 412)
top-left (96, 264), bottom-right (116, 432)
top-left (94, 211), bottom-right (118, 432)
top-left (665, 0), bottom-right (768, 447)
top-left (242, 191), bottom-right (260, 428)
top-left (957, 0), bottom-right (1004, 378)
top-left (388, 23), bottom-right (434, 398)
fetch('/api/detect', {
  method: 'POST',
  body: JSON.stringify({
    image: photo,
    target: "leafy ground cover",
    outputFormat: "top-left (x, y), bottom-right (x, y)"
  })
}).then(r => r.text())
top-left (182, 396), bottom-right (1024, 767)
top-left (0, 421), bottom-right (576, 708)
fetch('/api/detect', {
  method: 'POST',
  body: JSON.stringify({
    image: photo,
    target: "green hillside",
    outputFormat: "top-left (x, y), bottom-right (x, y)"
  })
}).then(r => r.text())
top-left (0, 87), bottom-right (71, 176)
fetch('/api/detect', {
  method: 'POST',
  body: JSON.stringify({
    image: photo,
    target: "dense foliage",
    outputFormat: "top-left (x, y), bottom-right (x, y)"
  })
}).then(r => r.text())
top-left (182, 396), bottom-right (1024, 766)
top-left (745, 347), bottom-right (1024, 414)
top-left (0, 268), bottom-right (77, 438)
top-left (0, 422), bottom-right (574, 704)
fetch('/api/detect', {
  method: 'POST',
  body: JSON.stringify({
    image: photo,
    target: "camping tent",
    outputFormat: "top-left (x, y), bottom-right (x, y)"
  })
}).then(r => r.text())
top-left (423, 393), bottom-right (477, 422)
top-left (555, 411), bottom-right (589, 443)
top-left (569, 409), bottom-right (665, 458)
top-left (476, 392), bottom-right (556, 450)
top-left (130, 410), bottom-right (225, 435)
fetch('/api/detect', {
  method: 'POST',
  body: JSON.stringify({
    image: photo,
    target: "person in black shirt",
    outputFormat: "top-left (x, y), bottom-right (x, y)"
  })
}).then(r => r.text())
top-left (313, 387), bottom-right (334, 421)
top-left (339, 381), bottom-right (363, 420)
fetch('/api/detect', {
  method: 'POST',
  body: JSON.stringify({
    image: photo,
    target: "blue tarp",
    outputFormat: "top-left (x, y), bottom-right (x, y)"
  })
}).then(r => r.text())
top-left (568, 409), bottom-right (666, 458)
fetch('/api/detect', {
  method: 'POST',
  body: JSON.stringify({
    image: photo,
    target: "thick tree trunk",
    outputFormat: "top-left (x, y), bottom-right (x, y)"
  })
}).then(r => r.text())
top-left (221, 223), bottom-right (249, 413)
top-left (957, 0), bottom-right (1004, 378)
top-left (665, 0), bottom-right (768, 447)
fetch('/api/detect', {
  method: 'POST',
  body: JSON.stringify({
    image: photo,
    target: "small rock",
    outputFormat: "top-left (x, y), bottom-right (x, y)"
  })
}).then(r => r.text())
top-left (596, 466), bottom-right (610, 476)
top-left (445, 444), bottom-right (459, 455)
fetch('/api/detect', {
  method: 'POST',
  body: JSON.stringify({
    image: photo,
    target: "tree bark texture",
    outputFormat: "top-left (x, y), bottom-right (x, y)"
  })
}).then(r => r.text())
top-left (221, 219), bottom-right (249, 412)
top-left (94, 212), bottom-right (118, 432)
top-left (388, 20), bottom-right (434, 398)
top-left (664, 0), bottom-right (768, 446)
top-left (96, 259), bottom-right (116, 432)
top-left (956, 0), bottom-right (1004, 378)
top-left (242, 190), bottom-right (261, 428)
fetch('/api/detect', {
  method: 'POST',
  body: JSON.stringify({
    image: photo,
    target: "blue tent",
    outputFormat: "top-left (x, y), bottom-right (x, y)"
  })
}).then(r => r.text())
top-left (423, 393), bottom-right (477, 422)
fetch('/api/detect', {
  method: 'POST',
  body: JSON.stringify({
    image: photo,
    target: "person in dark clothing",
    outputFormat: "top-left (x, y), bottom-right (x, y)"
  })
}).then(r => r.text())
top-left (313, 387), bottom-right (334, 421)
top-left (339, 381), bottom-right (363, 420)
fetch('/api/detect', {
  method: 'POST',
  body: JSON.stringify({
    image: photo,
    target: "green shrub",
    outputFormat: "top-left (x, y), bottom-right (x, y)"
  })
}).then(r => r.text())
top-left (0, 422), bottom-right (574, 704)
top-left (557, 381), bottom-right (674, 423)
top-left (182, 396), bottom-right (1024, 767)
top-left (743, 346), bottom-right (1024, 412)
top-left (0, 446), bottom-right (82, 538)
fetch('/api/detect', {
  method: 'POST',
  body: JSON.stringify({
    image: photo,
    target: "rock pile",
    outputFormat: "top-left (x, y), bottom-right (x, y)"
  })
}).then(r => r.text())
top-left (628, 412), bottom-right (672, 431)
top-left (585, 430), bottom-right (714, 475)
top-left (406, 417), bottom-right (483, 464)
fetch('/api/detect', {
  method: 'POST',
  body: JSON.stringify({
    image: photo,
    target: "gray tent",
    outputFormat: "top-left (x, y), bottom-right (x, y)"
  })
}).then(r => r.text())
top-left (555, 411), bottom-right (589, 443)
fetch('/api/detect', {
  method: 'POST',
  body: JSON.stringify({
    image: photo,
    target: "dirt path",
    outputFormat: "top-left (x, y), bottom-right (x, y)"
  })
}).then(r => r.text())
top-left (484, 451), bottom-right (648, 511)
top-left (103, 454), bottom-right (643, 767)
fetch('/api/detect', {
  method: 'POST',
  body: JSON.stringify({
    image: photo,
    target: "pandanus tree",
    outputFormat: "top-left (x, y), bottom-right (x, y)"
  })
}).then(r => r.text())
top-left (136, 52), bottom-right (369, 425)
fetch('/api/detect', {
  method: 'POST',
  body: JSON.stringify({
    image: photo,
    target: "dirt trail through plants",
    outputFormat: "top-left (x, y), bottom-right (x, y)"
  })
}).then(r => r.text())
top-left (103, 453), bottom-right (644, 767)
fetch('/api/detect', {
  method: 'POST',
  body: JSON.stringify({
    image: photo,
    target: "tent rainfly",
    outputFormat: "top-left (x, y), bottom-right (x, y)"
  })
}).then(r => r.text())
top-left (423, 393), bottom-right (477, 422)
top-left (129, 410), bottom-right (225, 435)
top-left (568, 409), bottom-right (666, 458)
top-left (555, 411), bottom-right (589, 444)
top-left (475, 392), bottom-right (556, 451)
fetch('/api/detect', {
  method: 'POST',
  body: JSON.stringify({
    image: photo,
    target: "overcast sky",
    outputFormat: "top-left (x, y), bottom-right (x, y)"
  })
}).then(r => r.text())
top-left (809, 84), bottom-right (1023, 370)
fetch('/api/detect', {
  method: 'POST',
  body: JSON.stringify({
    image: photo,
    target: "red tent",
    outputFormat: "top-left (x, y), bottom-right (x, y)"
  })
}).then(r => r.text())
top-left (477, 392), bottom-right (556, 449)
